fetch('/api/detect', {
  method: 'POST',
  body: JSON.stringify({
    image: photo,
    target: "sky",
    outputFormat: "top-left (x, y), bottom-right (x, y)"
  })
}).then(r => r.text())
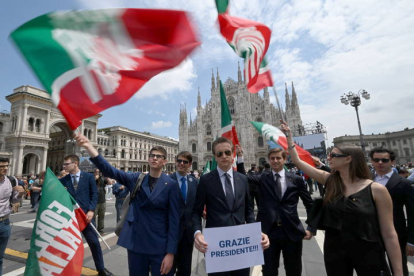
top-left (1, 0), bottom-right (413, 145)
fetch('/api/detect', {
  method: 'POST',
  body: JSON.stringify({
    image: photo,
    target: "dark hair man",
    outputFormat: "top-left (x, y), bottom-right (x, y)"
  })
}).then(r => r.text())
top-left (60, 155), bottom-right (112, 276)
top-left (0, 157), bottom-right (25, 275)
top-left (74, 133), bottom-right (180, 276)
top-left (237, 146), bottom-right (315, 276)
top-left (370, 147), bottom-right (414, 276)
top-left (192, 137), bottom-right (269, 276)
top-left (169, 151), bottom-right (198, 276)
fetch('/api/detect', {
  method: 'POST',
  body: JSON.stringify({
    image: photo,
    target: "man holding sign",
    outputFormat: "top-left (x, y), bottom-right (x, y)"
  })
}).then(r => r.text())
top-left (192, 137), bottom-right (269, 275)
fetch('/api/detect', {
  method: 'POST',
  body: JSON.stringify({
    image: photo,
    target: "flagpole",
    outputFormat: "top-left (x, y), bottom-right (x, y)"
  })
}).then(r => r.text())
top-left (272, 86), bottom-right (285, 121)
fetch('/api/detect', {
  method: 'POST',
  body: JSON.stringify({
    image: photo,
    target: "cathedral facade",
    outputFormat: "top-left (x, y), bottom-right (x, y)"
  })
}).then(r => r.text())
top-left (179, 64), bottom-right (303, 171)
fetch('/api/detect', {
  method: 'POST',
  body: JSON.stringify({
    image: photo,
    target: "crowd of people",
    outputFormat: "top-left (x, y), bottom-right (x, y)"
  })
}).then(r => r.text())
top-left (1, 119), bottom-right (414, 276)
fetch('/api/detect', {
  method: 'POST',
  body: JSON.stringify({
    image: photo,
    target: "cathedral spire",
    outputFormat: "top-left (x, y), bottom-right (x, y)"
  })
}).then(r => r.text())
top-left (285, 83), bottom-right (290, 111)
top-left (237, 61), bottom-right (242, 83)
top-left (291, 81), bottom-right (298, 107)
top-left (211, 69), bottom-right (216, 91)
top-left (197, 87), bottom-right (202, 109)
top-left (216, 67), bottom-right (220, 88)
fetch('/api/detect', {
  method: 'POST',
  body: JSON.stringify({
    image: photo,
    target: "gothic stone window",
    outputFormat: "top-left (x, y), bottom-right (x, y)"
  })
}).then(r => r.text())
top-left (207, 142), bottom-right (212, 151)
top-left (228, 97), bottom-right (235, 114)
top-left (192, 143), bottom-right (197, 153)
top-left (256, 117), bottom-right (263, 122)
top-left (206, 124), bottom-right (212, 136)
top-left (258, 136), bottom-right (264, 147)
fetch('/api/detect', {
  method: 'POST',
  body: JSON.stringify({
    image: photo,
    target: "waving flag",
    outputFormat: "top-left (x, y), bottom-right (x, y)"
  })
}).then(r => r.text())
top-left (219, 81), bottom-right (240, 169)
top-left (251, 121), bottom-right (315, 167)
top-left (10, 9), bottom-right (200, 130)
top-left (24, 169), bottom-right (87, 276)
top-left (215, 0), bottom-right (273, 93)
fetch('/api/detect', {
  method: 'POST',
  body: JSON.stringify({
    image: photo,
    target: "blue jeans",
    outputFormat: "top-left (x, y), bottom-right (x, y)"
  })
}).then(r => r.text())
top-left (0, 219), bottom-right (11, 276)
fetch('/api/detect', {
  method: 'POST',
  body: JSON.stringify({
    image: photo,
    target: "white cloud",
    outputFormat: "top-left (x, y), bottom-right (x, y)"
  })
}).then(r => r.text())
top-left (150, 121), bottom-right (172, 129)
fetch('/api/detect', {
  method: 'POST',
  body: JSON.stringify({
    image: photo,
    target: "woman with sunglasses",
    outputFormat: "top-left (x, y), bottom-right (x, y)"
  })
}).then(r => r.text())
top-left (280, 120), bottom-right (402, 276)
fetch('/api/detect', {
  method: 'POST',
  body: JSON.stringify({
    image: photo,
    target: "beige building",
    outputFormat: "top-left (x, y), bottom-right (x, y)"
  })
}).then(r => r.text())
top-left (333, 128), bottom-right (414, 164)
top-left (0, 85), bottom-right (178, 176)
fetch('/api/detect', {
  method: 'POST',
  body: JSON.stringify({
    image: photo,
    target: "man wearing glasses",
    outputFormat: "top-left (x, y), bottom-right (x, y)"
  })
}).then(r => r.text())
top-left (73, 133), bottom-right (180, 276)
top-left (0, 157), bottom-right (25, 275)
top-left (370, 147), bottom-right (414, 276)
top-left (169, 151), bottom-right (198, 276)
top-left (192, 137), bottom-right (269, 276)
top-left (60, 155), bottom-right (113, 276)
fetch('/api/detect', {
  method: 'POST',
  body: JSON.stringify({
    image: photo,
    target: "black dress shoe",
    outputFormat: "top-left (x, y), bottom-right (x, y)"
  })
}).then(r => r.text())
top-left (98, 268), bottom-right (114, 276)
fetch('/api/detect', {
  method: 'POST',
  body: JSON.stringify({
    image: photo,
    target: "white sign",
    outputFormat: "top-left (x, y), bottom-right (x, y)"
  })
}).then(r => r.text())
top-left (203, 222), bottom-right (264, 273)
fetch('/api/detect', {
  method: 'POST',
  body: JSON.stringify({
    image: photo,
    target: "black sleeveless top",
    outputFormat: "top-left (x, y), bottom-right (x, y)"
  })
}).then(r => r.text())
top-left (322, 183), bottom-right (381, 242)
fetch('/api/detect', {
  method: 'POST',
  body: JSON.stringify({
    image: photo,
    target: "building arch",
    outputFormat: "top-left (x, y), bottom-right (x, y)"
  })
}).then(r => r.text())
top-left (22, 152), bottom-right (41, 175)
top-left (228, 96), bottom-right (235, 114)
top-left (47, 121), bottom-right (72, 174)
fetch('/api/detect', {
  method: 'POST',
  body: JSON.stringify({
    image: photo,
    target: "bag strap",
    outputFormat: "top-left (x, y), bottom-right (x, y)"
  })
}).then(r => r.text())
top-left (8, 176), bottom-right (18, 207)
top-left (129, 173), bottom-right (145, 206)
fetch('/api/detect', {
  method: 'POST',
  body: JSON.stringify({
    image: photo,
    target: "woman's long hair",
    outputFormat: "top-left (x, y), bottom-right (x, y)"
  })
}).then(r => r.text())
top-left (324, 144), bottom-right (372, 204)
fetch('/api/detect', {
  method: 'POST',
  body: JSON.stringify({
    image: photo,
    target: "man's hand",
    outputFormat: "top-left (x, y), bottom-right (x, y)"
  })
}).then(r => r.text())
top-left (303, 230), bottom-right (313, 240)
top-left (13, 185), bottom-right (25, 197)
top-left (86, 210), bottom-right (94, 223)
top-left (160, 253), bottom-right (174, 275)
top-left (120, 185), bottom-right (125, 190)
top-left (261, 233), bottom-right (270, 250)
top-left (73, 133), bottom-right (99, 157)
top-left (194, 232), bottom-right (208, 253)
top-left (236, 145), bottom-right (244, 157)
top-left (406, 244), bottom-right (414, 256)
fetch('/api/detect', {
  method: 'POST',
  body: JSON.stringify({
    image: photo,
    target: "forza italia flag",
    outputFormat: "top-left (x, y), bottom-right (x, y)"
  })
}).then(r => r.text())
top-left (251, 121), bottom-right (315, 167)
top-left (24, 168), bottom-right (87, 276)
top-left (10, 9), bottom-right (200, 130)
top-left (215, 0), bottom-right (273, 93)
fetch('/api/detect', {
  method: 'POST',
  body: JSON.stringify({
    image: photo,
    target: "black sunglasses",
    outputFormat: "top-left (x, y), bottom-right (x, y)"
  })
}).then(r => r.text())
top-left (216, 150), bottom-right (232, 157)
top-left (371, 158), bottom-right (390, 163)
top-left (176, 159), bottom-right (189, 164)
top-left (149, 154), bottom-right (165, 159)
top-left (329, 152), bottom-right (349, 158)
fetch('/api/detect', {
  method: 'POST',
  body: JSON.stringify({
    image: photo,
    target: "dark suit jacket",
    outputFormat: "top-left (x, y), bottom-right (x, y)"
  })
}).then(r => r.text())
top-left (170, 173), bottom-right (198, 243)
top-left (192, 169), bottom-right (255, 233)
top-left (382, 172), bottom-right (414, 244)
top-left (90, 155), bottom-right (180, 255)
top-left (60, 171), bottom-right (98, 214)
top-left (240, 163), bottom-right (314, 242)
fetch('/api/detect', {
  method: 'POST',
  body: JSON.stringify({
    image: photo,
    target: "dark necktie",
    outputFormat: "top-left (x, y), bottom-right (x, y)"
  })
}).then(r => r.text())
top-left (72, 175), bottom-right (78, 191)
top-left (224, 173), bottom-right (234, 209)
top-left (180, 176), bottom-right (187, 202)
top-left (275, 173), bottom-right (282, 198)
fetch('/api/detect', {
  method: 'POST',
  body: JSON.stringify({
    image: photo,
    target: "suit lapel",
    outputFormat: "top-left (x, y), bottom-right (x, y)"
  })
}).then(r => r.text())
top-left (282, 172), bottom-right (295, 200)
top-left (386, 172), bottom-right (400, 191)
top-left (212, 170), bottom-right (229, 209)
top-left (142, 175), bottom-right (151, 198)
top-left (187, 176), bottom-right (196, 206)
top-left (149, 173), bottom-right (169, 201)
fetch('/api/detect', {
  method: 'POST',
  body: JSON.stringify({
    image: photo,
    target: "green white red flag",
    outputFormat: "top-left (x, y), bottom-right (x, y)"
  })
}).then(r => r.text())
top-left (219, 81), bottom-right (239, 169)
top-left (24, 168), bottom-right (87, 276)
top-left (215, 0), bottom-right (273, 93)
top-left (251, 121), bottom-right (315, 167)
top-left (10, 9), bottom-right (200, 130)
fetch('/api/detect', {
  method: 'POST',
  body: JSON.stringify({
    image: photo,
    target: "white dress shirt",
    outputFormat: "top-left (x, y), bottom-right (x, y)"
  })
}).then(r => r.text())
top-left (272, 169), bottom-right (287, 197)
top-left (216, 167), bottom-right (235, 196)
top-left (374, 170), bottom-right (394, 186)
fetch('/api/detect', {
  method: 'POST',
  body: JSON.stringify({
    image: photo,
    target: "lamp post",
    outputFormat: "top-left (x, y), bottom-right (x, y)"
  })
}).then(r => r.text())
top-left (340, 89), bottom-right (370, 153)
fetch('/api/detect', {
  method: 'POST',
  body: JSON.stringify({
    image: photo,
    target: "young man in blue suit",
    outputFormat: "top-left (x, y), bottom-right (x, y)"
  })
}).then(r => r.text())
top-left (237, 146), bottom-right (315, 276)
top-left (74, 133), bottom-right (180, 276)
top-left (170, 151), bottom-right (198, 276)
top-left (60, 154), bottom-right (113, 276)
top-left (192, 137), bottom-right (269, 276)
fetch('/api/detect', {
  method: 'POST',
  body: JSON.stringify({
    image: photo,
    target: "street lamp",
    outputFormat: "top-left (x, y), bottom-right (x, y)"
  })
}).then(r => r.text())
top-left (340, 89), bottom-right (370, 153)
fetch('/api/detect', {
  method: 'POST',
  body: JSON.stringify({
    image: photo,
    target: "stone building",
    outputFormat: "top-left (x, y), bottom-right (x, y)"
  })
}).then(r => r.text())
top-left (0, 85), bottom-right (178, 176)
top-left (179, 65), bottom-right (303, 170)
top-left (333, 128), bottom-right (414, 164)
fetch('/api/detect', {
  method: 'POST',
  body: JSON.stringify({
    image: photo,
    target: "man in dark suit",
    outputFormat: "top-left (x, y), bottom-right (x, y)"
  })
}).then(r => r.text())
top-left (370, 147), bottom-right (414, 276)
top-left (237, 146), bottom-right (314, 276)
top-left (170, 151), bottom-right (198, 276)
top-left (74, 133), bottom-right (180, 276)
top-left (192, 137), bottom-right (269, 276)
top-left (60, 154), bottom-right (113, 276)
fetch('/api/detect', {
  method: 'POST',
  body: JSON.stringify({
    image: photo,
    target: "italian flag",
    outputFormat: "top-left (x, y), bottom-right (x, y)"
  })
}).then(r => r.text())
top-left (251, 121), bottom-right (315, 167)
top-left (10, 9), bottom-right (200, 130)
top-left (24, 169), bottom-right (88, 276)
top-left (219, 81), bottom-right (239, 169)
top-left (215, 0), bottom-right (273, 93)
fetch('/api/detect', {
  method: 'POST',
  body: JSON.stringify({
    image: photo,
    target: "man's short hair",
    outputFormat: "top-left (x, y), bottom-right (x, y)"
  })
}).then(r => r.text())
top-left (0, 157), bottom-right (10, 163)
top-left (212, 137), bottom-right (233, 155)
top-left (264, 163), bottom-right (270, 169)
top-left (369, 147), bottom-right (397, 161)
top-left (258, 165), bottom-right (264, 172)
top-left (64, 154), bottom-right (80, 164)
top-left (267, 148), bottom-right (287, 159)
top-left (149, 146), bottom-right (167, 159)
top-left (176, 151), bottom-right (192, 163)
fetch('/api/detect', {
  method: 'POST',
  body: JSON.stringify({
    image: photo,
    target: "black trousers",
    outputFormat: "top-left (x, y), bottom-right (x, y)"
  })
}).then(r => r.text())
top-left (324, 229), bottom-right (391, 276)
top-left (172, 232), bottom-right (194, 276)
top-left (262, 228), bottom-right (303, 276)
top-left (209, 267), bottom-right (250, 276)
top-left (250, 191), bottom-right (260, 210)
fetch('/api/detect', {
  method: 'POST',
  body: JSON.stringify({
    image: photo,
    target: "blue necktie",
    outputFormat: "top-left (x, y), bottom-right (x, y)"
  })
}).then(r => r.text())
top-left (180, 177), bottom-right (187, 202)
